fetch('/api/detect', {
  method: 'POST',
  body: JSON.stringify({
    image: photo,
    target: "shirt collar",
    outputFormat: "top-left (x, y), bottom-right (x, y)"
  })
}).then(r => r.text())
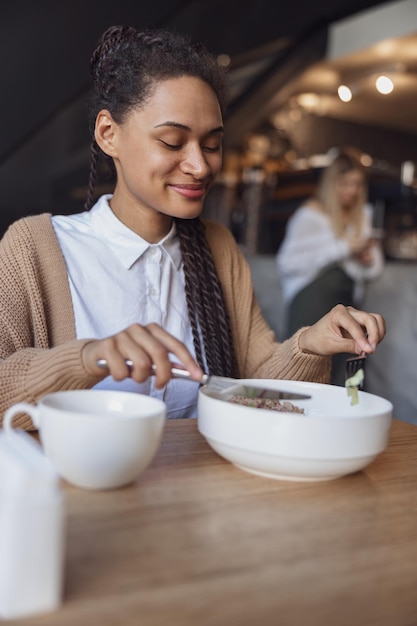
top-left (89, 195), bottom-right (182, 271)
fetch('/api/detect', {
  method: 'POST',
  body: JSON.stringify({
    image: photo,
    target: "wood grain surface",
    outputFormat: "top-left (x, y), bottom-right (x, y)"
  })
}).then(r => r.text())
top-left (13, 418), bottom-right (417, 626)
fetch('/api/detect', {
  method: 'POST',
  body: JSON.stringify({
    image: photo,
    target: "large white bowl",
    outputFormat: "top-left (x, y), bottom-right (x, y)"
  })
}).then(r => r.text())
top-left (198, 379), bottom-right (393, 481)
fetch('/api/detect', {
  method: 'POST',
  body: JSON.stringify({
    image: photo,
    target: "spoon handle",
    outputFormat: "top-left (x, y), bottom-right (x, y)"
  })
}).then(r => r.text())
top-left (96, 359), bottom-right (208, 384)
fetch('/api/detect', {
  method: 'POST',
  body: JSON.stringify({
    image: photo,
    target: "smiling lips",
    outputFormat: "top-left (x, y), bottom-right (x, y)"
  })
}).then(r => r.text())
top-left (169, 183), bottom-right (206, 199)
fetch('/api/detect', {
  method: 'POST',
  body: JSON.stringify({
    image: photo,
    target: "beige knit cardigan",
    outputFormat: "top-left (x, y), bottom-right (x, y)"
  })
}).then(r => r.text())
top-left (0, 214), bottom-right (330, 428)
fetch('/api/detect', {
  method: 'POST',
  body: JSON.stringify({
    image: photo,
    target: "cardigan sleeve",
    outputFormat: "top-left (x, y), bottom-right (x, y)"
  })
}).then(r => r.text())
top-left (0, 216), bottom-right (102, 429)
top-left (204, 221), bottom-right (331, 384)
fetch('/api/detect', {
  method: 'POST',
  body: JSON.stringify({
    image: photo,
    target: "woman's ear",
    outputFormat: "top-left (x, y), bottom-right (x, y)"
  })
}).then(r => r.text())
top-left (94, 109), bottom-right (118, 157)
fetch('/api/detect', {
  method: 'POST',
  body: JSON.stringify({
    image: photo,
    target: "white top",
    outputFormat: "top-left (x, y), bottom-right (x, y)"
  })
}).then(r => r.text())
top-left (276, 203), bottom-right (384, 303)
top-left (52, 194), bottom-right (199, 419)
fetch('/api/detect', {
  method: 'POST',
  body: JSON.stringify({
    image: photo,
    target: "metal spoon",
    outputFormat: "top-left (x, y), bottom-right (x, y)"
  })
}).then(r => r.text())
top-left (96, 359), bottom-right (311, 401)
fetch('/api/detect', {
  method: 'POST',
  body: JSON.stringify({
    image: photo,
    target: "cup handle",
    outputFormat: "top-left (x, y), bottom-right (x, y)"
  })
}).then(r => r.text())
top-left (3, 402), bottom-right (40, 431)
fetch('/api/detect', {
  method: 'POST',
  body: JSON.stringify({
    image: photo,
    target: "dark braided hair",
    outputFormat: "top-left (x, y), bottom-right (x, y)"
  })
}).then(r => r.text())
top-left (85, 25), bottom-right (238, 377)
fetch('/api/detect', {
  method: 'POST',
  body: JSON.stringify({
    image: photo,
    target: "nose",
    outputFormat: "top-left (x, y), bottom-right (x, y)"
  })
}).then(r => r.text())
top-left (180, 145), bottom-right (211, 179)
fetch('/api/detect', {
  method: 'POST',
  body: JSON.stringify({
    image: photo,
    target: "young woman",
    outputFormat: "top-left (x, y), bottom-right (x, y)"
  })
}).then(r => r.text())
top-left (276, 149), bottom-right (385, 383)
top-left (0, 27), bottom-right (385, 427)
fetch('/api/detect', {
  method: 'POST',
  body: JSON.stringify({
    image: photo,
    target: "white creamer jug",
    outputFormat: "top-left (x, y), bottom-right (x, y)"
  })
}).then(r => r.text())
top-left (0, 430), bottom-right (65, 619)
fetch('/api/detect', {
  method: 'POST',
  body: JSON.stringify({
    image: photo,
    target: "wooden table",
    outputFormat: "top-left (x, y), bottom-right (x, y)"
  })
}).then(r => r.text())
top-left (16, 418), bottom-right (417, 626)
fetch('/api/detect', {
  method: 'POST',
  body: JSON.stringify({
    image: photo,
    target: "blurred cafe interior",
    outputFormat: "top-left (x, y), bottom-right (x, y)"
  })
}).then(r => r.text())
top-left (1, 0), bottom-right (417, 420)
top-left (3, 3), bottom-right (417, 624)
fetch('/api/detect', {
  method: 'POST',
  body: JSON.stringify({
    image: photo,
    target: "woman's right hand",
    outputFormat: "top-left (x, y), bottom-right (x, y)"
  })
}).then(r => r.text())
top-left (347, 235), bottom-right (370, 256)
top-left (347, 235), bottom-right (377, 265)
top-left (81, 323), bottom-right (204, 389)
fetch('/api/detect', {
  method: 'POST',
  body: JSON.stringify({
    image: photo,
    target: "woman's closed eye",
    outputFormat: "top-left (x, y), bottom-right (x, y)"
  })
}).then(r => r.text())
top-left (159, 140), bottom-right (221, 153)
top-left (202, 143), bottom-right (221, 153)
top-left (160, 140), bottom-right (182, 150)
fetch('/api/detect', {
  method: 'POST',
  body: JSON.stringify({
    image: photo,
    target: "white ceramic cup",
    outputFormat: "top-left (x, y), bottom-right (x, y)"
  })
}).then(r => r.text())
top-left (3, 390), bottom-right (166, 490)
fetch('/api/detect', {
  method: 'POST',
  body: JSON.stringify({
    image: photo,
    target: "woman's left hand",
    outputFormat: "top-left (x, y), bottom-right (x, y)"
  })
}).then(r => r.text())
top-left (298, 304), bottom-right (386, 357)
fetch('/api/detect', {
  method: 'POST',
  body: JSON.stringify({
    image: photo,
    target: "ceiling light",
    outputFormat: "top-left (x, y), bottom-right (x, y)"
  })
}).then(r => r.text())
top-left (217, 54), bottom-right (231, 67)
top-left (296, 93), bottom-right (321, 109)
top-left (337, 85), bottom-right (352, 102)
top-left (375, 75), bottom-right (394, 95)
top-left (360, 154), bottom-right (373, 167)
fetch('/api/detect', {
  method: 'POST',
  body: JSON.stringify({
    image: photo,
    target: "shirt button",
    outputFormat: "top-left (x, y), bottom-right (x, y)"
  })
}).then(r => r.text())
top-left (149, 287), bottom-right (158, 296)
top-left (149, 247), bottom-right (158, 256)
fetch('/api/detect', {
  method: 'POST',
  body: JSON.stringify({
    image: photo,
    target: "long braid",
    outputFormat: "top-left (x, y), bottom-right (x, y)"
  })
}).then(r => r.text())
top-left (84, 140), bottom-right (99, 211)
top-left (175, 218), bottom-right (239, 378)
top-left (179, 222), bottom-right (215, 370)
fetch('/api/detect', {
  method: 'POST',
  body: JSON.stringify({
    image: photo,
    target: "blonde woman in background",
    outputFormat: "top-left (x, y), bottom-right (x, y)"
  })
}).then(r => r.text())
top-left (276, 149), bottom-right (385, 384)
